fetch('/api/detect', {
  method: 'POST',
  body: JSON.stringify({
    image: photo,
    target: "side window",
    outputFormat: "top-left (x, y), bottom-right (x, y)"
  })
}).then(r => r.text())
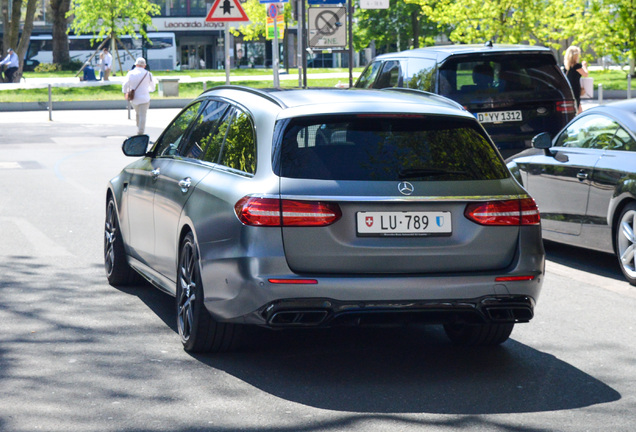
top-left (555, 114), bottom-right (619, 149)
top-left (219, 108), bottom-right (256, 175)
top-left (613, 127), bottom-right (636, 152)
top-left (405, 58), bottom-right (436, 91)
top-left (153, 102), bottom-right (203, 157)
top-left (200, 107), bottom-right (234, 164)
top-left (180, 100), bottom-right (230, 159)
top-left (374, 60), bottom-right (402, 89)
top-left (355, 61), bottom-right (382, 88)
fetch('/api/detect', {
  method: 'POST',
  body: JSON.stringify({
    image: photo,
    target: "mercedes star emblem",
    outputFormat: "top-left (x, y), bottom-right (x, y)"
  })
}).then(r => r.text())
top-left (398, 181), bottom-right (414, 196)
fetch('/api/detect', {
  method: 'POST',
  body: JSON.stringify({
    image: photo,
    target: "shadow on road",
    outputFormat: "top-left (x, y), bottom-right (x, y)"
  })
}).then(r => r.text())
top-left (544, 240), bottom-right (624, 282)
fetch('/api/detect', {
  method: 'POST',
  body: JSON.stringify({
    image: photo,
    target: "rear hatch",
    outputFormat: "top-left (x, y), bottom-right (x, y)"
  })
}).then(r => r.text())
top-left (273, 114), bottom-right (528, 275)
top-left (438, 53), bottom-right (576, 157)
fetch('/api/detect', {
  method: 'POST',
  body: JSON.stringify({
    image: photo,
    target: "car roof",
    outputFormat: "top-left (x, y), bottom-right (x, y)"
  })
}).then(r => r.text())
top-left (200, 86), bottom-right (474, 119)
top-left (583, 100), bottom-right (636, 134)
top-left (374, 44), bottom-right (554, 61)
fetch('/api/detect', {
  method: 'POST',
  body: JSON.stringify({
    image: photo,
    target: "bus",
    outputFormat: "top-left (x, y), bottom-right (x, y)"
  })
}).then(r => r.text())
top-left (25, 32), bottom-right (177, 72)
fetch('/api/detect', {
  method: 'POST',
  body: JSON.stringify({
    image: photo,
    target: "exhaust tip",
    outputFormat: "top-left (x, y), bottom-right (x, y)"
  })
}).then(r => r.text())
top-left (269, 310), bottom-right (328, 326)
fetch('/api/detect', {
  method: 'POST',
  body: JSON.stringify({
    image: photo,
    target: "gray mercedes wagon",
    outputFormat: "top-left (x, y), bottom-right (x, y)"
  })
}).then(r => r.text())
top-left (105, 86), bottom-right (545, 352)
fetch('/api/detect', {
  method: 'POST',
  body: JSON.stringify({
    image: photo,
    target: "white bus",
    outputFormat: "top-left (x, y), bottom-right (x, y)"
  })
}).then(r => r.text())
top-left (25, 32), bottom-right (177, 71)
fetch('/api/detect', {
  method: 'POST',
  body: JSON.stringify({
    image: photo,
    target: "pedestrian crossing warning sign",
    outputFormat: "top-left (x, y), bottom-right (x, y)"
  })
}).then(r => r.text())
top-left (205, 0), bottom-right (249, 22)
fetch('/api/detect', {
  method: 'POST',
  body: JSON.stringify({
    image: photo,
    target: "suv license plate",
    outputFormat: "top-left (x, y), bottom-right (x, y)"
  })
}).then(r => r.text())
top-left (357, 211), bottom-right (452, 237)
top-left (477, 110), bottom-right (522, 123)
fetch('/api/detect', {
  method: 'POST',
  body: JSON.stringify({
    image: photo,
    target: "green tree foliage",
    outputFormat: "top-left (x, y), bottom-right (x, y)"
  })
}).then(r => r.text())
top-left (66, 0), bottom-right (160, 44)
top-left (354, 0), bottom-right (437, 52)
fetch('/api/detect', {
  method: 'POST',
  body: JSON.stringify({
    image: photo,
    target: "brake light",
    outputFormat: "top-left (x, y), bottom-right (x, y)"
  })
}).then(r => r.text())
top-left (556, 101), bottom-right (576, 114)
top-left (495, 275), bottom-right (535, 282)
top-left (464, 198), bottom-right (540, 226)
top-left (235, 196), bottom-right (342, 227)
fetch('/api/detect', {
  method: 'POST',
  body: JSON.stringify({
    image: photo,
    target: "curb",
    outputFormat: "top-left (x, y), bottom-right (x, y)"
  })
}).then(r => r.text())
top-left (0, 98), bottom-right (191, 112)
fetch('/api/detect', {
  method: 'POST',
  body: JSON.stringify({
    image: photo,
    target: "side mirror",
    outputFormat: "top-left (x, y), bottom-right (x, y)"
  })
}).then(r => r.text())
top-left (531, 132), bottom-right (552, 150)
top-left (122, 135), bottom-right (150, 157)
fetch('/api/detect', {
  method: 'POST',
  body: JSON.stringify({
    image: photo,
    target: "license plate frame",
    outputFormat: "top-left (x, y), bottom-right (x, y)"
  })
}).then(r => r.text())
top-left (356, 211), bottom-right (452, 237)
top-left (476, 110), bottom-right (523, 124)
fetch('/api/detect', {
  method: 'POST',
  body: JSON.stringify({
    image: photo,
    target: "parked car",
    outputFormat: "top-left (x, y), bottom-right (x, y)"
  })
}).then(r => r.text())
top-left (105, 86), bottom-right (545, 352)
top-left (507, 99), bottom-right (636, 285)
top-left (355, 43), bottom-right (577, 158)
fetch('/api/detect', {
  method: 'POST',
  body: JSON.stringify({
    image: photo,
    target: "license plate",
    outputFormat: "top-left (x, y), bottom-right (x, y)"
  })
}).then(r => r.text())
top-left (476, 110), bottom-right (522, 123)
top-left (357, 211), bottom-right (452, 237)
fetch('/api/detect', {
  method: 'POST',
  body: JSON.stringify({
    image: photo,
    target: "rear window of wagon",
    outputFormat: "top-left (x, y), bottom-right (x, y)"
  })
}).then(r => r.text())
top-left (274, 115), bottom-right (509, 181)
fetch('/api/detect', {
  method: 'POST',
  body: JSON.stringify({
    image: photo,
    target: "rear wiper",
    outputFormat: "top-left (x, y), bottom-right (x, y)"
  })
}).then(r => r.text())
top-left (398, 168), bottom-right (469, 179)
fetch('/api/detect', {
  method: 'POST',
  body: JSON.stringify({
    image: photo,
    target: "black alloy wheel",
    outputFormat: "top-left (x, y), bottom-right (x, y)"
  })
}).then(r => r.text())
top-left (104, 196), bottom-right (138, 286)
top-left (176, 232), bottom-right (239, 353)
top-left (616, 203), bottom-right (636, 285)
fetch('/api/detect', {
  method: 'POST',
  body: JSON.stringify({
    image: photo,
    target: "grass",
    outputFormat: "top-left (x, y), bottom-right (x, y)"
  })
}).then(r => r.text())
top-left (1, 67), bottom-right (632, 104)
top-left (0, 68), bottom-right (357, 103)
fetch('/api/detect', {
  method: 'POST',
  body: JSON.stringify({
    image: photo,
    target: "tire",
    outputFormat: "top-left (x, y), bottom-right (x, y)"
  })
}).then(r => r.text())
top-left (443, 322), bottom-right (514, 346)
top-left (616, 203), bottom-right (636, 286)
top-left (176, 232), bottom-right (239, 353)
top-left (104, 196), bottom-right (139, 286)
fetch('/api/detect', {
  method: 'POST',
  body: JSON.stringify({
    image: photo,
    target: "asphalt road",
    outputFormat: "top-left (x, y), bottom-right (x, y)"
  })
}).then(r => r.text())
top-left (1, 109), bottom-right (635, 432)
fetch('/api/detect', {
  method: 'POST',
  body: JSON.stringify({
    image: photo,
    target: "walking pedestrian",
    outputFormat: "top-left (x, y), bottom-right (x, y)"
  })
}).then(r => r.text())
top-left (564, 45), bottom-right (589, 114)
top-left (0, 48), bottom-right (19, 83)
top-left (122, 57), bottom-right (156, 136)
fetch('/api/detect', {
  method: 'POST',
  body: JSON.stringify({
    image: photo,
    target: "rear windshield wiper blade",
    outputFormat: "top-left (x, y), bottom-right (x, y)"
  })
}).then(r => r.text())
top-left (398, 168), bottom-right (469, 179)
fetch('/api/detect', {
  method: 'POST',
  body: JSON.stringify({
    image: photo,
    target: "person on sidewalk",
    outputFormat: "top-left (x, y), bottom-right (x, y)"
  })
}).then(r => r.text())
top-left (99, 48), bottom-right (112, 81)
top-left (122, 57), bottom-right (156, 136)
top-left (564, 45), bottom-right (589, 114)
top-left (0, 48), bottom-right (19, 83)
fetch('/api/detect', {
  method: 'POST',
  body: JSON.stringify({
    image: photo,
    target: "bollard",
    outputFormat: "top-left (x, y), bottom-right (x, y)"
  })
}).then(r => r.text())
top-left (598, 83), bottom-right (603, 104)
top-left (127, 100), bottom-right (131, 120)
top-left (203, 81), bottom-right (207, 92)
top-left (48, 84), bottom-right (52, 121)
top-left (628, 75), bottom-right (632, 99)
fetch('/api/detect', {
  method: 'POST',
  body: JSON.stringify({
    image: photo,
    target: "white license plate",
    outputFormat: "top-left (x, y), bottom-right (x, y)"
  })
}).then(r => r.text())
top-left (476, 110), bottom-right (522, 123)
top-left (357, 211), bottom-right (452, 237)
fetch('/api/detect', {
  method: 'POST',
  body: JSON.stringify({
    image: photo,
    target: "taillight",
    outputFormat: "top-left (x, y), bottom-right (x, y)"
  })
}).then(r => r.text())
top-left (464, 198), bottom-right (540, 226)
top-left (557, 101), bottom-right (576, 114)
top-left (235, 196), bottom-right (342, 227)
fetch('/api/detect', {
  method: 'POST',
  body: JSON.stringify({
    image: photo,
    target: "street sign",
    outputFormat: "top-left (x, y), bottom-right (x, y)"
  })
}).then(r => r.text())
top-left (260, 0), bottom-right (287, 2)
top-left (266, 15), bottom-right (285, 39)
top-left (308, 7), bottom-right (347, 48)
top-left (307, 0), bottom-right (345, 4)
top-left (205, 0), bottom-right (249, 22)
top-left (360, 0), bottom-right (389, 9)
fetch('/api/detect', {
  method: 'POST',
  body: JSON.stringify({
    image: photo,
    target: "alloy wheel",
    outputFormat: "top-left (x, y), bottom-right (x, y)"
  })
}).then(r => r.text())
top-left (618, 208), bottom-right (636, 279)
top-left (177, 239), bottom-right (197, 343)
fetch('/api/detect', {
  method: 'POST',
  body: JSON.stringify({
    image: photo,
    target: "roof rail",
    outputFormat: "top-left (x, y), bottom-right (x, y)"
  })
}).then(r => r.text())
top-left (380, 87), bottom-right (466, 111)
top-left (201, 85), bottom-right (288, 109)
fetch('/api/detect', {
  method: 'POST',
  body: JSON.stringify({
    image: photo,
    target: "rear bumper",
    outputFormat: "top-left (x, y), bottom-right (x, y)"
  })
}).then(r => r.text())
top-left (256, 295), bottom-right (535, 328)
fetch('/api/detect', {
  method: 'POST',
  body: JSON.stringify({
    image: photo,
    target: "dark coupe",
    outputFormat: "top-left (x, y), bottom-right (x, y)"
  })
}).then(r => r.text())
top-left (507, 99), bottom-right (636, 284)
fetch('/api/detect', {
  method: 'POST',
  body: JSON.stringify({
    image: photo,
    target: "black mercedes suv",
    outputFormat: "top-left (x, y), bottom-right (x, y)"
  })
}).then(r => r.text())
top-left (355, 43), bottom-right (577, 158)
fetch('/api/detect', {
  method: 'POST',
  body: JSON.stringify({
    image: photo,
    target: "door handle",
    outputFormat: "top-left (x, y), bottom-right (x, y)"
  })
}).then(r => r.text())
top-left (576, 171), bottom-right (588, 180)
top-left (151, 168), bottom-right (160, 180)
top-left (178, 177), bottom-right (192, 193)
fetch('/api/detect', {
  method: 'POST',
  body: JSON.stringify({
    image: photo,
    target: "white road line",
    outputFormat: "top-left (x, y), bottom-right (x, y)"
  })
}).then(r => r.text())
top-left (1, 217), bottom-right (72, 257)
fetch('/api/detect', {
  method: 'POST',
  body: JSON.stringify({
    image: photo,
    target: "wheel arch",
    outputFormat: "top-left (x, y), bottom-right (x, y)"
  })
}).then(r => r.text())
top-left (610, 195), bottom-right (636, 254)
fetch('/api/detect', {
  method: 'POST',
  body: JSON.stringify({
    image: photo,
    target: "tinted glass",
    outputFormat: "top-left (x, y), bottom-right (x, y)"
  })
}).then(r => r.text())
top-left (355, 61), bottom-right (382, 88)
top-left (374, 60), bottom-right (402, 88)
top-left (405, 58), bottom-right (436, 91)
top-left (180, 100), bottom-right (229, 159)
top-left (555, 114), bottom-right (619, 149)
top-left (200, 107), bottom-right (234, 164)
top-left (439, 54), bottom-right (571, 104)
top-left (153, 102), bottom-right (203, 157)
top-left (278, 115), bottom-right (508, 181)
top-left (219, 109), bottom-right (256, 174)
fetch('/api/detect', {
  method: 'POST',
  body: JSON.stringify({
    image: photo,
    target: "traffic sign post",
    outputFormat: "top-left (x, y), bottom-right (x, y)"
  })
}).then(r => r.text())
top-left (205, 0), bottom-right (249, 84)
top-left (266, 3), bottom-right (281, 87)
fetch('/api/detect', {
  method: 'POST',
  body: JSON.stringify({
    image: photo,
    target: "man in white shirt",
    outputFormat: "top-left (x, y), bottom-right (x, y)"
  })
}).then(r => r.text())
top-left (99, 48), bottom-right (112, 81)
top-left (0, 48), bottom-right (19, 83)
top-left (122, 57), bottom-right (156, 135)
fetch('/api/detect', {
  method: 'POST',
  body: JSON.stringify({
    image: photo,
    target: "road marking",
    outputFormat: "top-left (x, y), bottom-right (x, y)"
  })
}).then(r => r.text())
top-left (546, 260), bottom-right (636, 298)
top-left (1, 217), bottom-right (72, 257)
top-left (0, 162), bottom-right (21, 169)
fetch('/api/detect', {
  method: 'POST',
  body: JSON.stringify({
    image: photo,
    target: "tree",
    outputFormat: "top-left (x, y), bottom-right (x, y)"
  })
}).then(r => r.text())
top-left (66, 0), bottom-right (160, 74)
top-left (50, 0), bottom-right (72, 65)
top-left (1, 0), bottom-right (38, 80)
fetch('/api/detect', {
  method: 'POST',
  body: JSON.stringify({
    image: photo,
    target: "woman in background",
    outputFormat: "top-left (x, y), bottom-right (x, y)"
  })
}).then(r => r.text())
top-left (564, 45), bottom-right (589, 114)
